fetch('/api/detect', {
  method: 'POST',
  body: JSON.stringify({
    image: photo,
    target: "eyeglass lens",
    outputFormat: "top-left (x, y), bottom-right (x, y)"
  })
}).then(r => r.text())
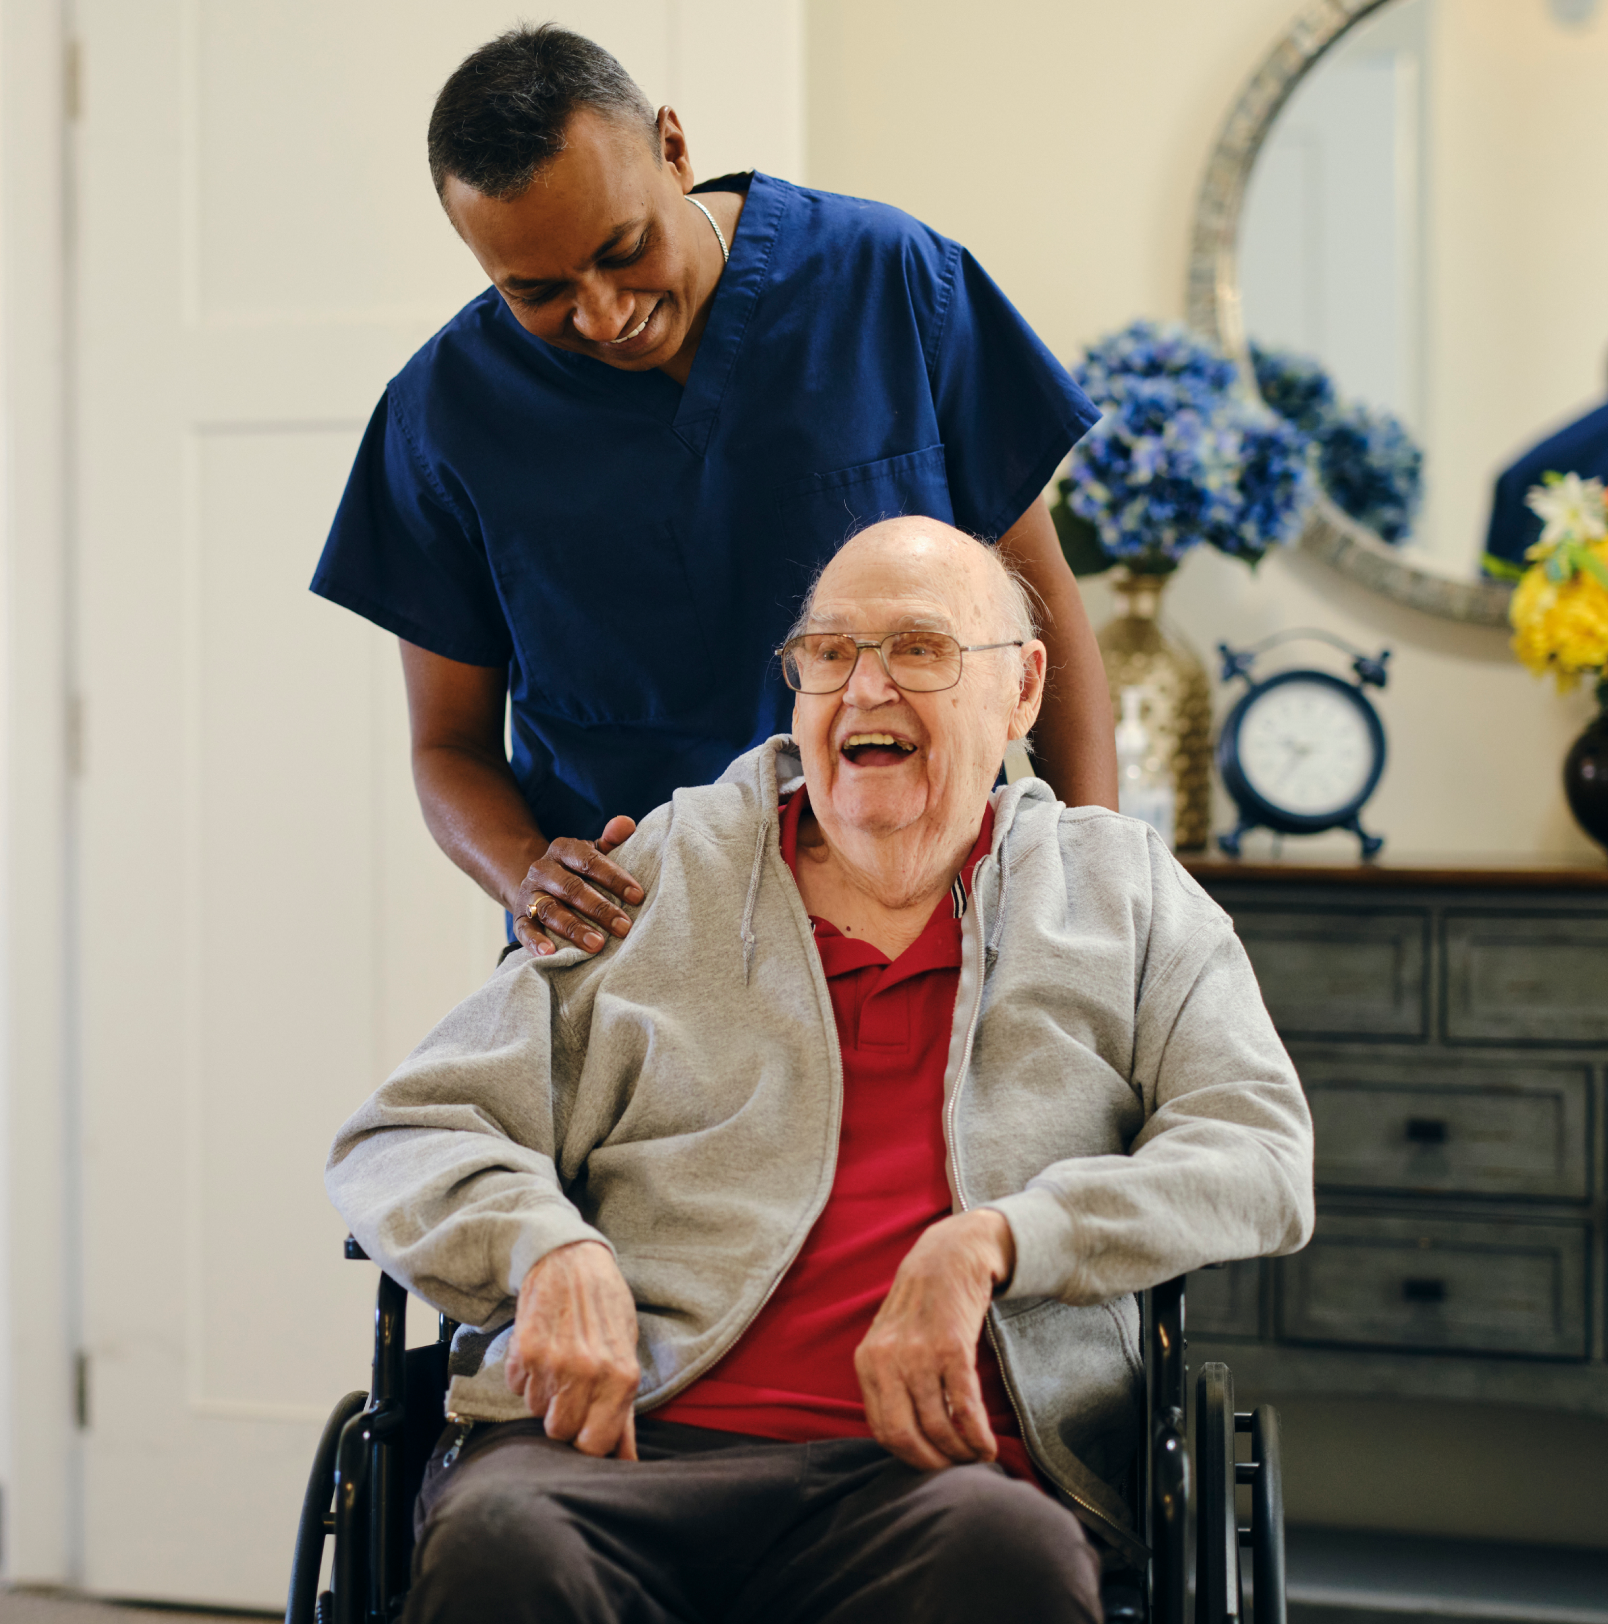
top-left (783, 632), bottom-right (964, 693)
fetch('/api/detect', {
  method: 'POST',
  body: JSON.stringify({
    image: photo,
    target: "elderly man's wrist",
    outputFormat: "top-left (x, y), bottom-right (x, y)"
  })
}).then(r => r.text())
top-left (523, 1237), bottom-right (610, 1281)
top-left (966, 1207), bottom-right (1016, 1294)
top-left (983, 1190), bottom-right (1078, 1300)
top-left (507, 1221), bottom-right (615, 1298)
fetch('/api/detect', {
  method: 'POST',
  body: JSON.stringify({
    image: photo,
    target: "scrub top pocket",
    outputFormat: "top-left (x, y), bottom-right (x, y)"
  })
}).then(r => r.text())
top-left (774, 445), bottom-right (956, 557)
top-left (497, 519), bottom-right (717, 728)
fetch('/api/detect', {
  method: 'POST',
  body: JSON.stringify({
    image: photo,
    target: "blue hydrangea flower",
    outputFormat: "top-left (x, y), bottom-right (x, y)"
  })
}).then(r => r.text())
top-left (1249, 343), bottom-right (1338, 436)
top-left (1211, 402), bottom-right (1318, 561)
top-left (1066, 321), bottom-right (1316, 570)
top-left (1317, 402), bottom-right (1424, 545)
top-left (1079, 320), bottom-right (1240, 407)
top-left (1247, 342), bottom-right (1423, 546)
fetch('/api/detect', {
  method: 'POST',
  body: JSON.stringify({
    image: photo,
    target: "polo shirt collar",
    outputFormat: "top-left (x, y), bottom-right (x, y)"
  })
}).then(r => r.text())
top-left (777, 785), bottom-right (996, 983)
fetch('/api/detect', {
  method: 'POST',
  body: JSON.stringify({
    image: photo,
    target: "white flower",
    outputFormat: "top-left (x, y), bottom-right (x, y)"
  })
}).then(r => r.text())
top-left (1526, 472), bottom-right (1608, 551)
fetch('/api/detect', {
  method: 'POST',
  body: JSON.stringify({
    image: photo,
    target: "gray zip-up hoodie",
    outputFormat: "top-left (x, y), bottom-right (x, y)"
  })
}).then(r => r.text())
top-left (326, 738), bottom-right (1313, 1560)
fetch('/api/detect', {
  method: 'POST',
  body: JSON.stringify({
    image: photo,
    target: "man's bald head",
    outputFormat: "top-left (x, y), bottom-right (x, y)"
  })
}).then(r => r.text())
top-left (792, 518), bottom-right (1039, 648)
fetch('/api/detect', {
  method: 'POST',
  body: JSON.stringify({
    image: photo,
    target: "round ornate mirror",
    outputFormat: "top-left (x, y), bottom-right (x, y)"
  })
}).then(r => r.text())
top-left (1189, 0), bottom-right (1608, 625)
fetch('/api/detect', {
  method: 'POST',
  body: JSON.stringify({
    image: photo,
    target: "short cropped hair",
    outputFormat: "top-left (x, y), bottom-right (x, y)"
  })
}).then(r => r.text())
top-left (428, 24), bottom-right (659, 201)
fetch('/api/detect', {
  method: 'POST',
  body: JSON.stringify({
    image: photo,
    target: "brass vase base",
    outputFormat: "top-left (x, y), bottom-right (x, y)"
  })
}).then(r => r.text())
top-left (1096, 570), bottom-right (1212, 850)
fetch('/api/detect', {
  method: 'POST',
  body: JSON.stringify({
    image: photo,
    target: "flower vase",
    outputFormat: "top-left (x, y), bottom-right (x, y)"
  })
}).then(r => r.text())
top-left (1563, 676), bottom-right (1608, 852)
top-left (1096, 570), bottom-right (1212, 849)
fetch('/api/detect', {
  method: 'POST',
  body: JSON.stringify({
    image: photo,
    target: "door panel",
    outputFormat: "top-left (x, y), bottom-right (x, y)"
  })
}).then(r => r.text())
top-left (74, 0), bottom-right (802, 1605)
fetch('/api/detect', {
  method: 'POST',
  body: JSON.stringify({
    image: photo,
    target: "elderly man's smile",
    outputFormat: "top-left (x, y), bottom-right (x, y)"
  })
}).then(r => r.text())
top-left (841, 731), bottom-right (918, 767)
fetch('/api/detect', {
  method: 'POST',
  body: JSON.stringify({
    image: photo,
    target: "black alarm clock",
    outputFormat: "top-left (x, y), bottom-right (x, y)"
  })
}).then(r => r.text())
top-left (1215, 632), bottom-right (1390, 859)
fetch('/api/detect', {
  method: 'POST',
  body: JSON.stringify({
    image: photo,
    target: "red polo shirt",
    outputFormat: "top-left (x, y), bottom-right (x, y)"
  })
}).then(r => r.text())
top-left (656, 789), bottom-right (1036, 1483)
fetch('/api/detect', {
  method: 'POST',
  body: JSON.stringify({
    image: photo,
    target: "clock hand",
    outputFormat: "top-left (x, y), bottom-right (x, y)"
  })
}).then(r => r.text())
top-left (1271, 738), bottom-right (1309, 786)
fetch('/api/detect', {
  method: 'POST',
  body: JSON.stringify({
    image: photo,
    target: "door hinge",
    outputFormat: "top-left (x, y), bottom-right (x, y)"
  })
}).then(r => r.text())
top-left (74, 1350), bottom-right (90, 1429)
top-left (66, 693), bottom-right (84, 777)
top-left (64, 38), bottom-right (82, 121)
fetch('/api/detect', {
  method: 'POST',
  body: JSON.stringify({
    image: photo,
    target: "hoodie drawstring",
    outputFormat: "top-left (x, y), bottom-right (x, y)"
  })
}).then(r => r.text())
top-left (741, 818), bottom-right (768, 984)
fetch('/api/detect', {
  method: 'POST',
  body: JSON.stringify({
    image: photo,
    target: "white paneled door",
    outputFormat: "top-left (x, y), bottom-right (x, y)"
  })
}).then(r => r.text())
top-left (71, 1), bottom-right (801, 1606)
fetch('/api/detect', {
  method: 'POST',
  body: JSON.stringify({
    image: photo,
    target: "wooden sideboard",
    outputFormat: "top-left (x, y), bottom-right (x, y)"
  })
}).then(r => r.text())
top-left (1180, 854), bottom-right (1608, 1419)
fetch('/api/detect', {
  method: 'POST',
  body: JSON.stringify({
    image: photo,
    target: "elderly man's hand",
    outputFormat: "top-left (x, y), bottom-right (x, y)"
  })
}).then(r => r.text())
top-left (855, 1209), bottom-right (1017, 1472)
top-left (507, 1240), bottom-right (642, 1459)
top-left (514, 815), bottom-right (644, 958)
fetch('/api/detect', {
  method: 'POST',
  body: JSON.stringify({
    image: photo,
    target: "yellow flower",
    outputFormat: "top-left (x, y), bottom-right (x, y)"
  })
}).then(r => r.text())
top-left (1509, 537), bottom-right (1608, 689)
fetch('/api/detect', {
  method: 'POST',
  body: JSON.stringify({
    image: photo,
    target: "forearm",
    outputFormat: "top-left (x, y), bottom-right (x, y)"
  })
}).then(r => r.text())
top-left (413, 738), bottom-right (548, 912)
top-left (996, 501), bottom-right (1118, 810)
top-left (336, 1147), bottom-right (605, 1328)
top-left (1030, 571), bottom-right (1118, 811)
top-left (326, 960), bottom-right (610, 1325)
top-left (993, 935), bottom-right (1315, 1303)
top-left (987, 1130), bottom-right (1312, 1306)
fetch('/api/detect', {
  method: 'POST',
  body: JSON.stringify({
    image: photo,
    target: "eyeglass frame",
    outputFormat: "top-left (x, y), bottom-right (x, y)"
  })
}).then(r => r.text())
top-left (775, 630), bottom-right (1026, 695)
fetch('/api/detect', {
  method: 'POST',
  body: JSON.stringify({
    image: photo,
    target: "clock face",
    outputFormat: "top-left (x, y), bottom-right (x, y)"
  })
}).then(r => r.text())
top-left (1236, 678), bottom-right (1378, 817)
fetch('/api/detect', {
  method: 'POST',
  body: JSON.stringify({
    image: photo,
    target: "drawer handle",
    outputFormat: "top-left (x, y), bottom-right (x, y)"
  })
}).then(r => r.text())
top-left (1402, 1277), bottom-right (1447, 1304)
top-left (1404, 1117), bottom-right (1448, 1145)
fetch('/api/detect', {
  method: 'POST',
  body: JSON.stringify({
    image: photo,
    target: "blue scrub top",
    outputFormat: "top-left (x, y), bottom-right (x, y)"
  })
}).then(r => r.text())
top-left (1485, 401), bottom-right (1608, 565)
top-left (311, 171), bottom-right (1099, 841)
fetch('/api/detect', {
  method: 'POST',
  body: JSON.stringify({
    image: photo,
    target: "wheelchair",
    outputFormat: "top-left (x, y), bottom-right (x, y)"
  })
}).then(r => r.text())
top-left (287, 1241), bottom-right (1286, 1624)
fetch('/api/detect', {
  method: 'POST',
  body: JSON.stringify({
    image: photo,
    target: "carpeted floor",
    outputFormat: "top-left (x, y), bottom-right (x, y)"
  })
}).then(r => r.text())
top-left (0, 1594), bottom-right (273, 1623)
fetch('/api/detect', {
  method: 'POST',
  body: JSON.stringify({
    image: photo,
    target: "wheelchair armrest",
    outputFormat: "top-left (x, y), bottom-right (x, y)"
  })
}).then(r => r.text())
top-left (344, 1235), bottom-right (368, 1261)
top-left (1148, 1275), bottom-right (1186, 1416)
top-left (1147, 1276), bottom-right (1190, 1624)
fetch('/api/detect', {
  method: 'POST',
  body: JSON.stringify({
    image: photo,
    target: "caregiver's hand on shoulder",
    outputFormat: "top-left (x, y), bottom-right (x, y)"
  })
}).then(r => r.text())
top-left (507, 1240), bottom-right (642, 1459)
top-left (855, 1209), bottom-right (1016, 1472)
top-left (513, 815), bottom-right (644, 957)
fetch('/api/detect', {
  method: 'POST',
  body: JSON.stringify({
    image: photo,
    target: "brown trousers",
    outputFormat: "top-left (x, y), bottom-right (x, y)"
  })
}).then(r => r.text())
top-left (405, 1416), bottom-right (1104, 1624)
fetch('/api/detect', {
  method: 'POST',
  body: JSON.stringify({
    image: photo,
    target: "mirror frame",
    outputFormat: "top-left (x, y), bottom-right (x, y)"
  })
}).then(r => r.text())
top-left (1186, 0), bottom-right (1515, 626)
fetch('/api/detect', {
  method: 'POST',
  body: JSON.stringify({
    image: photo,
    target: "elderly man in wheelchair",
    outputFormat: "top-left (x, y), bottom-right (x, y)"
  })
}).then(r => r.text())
top-left (326, 516), bottom-right (1314, 1624)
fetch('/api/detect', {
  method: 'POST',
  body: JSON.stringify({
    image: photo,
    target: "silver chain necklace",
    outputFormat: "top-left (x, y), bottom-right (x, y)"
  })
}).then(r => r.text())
top-left (686, 195), bottom-right (730, 266)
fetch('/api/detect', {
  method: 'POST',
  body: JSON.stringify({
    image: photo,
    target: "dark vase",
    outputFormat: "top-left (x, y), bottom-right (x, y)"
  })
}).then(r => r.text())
top-left (1563, 677), bottom-right (1608, 852)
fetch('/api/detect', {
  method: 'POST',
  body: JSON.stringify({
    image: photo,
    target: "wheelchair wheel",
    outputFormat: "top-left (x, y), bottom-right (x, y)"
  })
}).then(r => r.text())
top-left (1196, 1363), bottom-right (1239, 1624)
top-left (1239, 1404), bottom-right (1286, 1624)
top-left (1195, 1362), bottom-right (1288, 1624)
top-left (287, 1390), bottom-right (367, 1624)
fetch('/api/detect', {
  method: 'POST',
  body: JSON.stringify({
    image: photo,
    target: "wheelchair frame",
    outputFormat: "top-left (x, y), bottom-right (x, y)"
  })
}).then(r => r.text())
top-left (287, 1245), bottom-right (1285, 1624)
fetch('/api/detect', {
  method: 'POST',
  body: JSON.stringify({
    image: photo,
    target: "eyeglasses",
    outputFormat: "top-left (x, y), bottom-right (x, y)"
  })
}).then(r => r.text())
top-left (777, 631), bottom-right (1024, 694)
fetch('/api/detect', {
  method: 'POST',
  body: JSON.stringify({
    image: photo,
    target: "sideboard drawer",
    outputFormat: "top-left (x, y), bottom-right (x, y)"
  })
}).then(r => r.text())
top-left (1445, 914), bottom-right (1608, 1044)
top-left (1301, 1059), bottom-right (1591, 1200)
top-left (1233, 909), bottom-right (1427, 1038)
top-left (1278, 1213), bottom-right (1589, 1358)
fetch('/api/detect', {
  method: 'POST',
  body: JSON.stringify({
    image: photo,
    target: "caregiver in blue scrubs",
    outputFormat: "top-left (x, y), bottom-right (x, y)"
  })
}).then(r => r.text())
top-left (311, 24), bottom-right (1117, 957)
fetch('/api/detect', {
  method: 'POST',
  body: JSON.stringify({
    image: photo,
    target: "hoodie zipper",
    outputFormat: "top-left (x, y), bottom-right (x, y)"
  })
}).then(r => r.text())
top-left (440, 1417), bottom-right (474, 1468)
top-left (944, 862), bottom-right (1128, 1548)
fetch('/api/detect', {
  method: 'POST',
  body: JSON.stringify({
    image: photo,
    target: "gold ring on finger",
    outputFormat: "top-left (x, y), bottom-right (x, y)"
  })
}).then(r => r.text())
top-left (526, 901), bottom-right (542, 920)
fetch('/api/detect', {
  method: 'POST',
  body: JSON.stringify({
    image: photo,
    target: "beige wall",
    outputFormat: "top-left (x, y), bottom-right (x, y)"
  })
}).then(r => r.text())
top-left (808, 0), bottom-right (1608, 1546)
top-left (809, 0), bottom-right (1602, 862)
top-left (1426, 0), bottom-right (1608, 578)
